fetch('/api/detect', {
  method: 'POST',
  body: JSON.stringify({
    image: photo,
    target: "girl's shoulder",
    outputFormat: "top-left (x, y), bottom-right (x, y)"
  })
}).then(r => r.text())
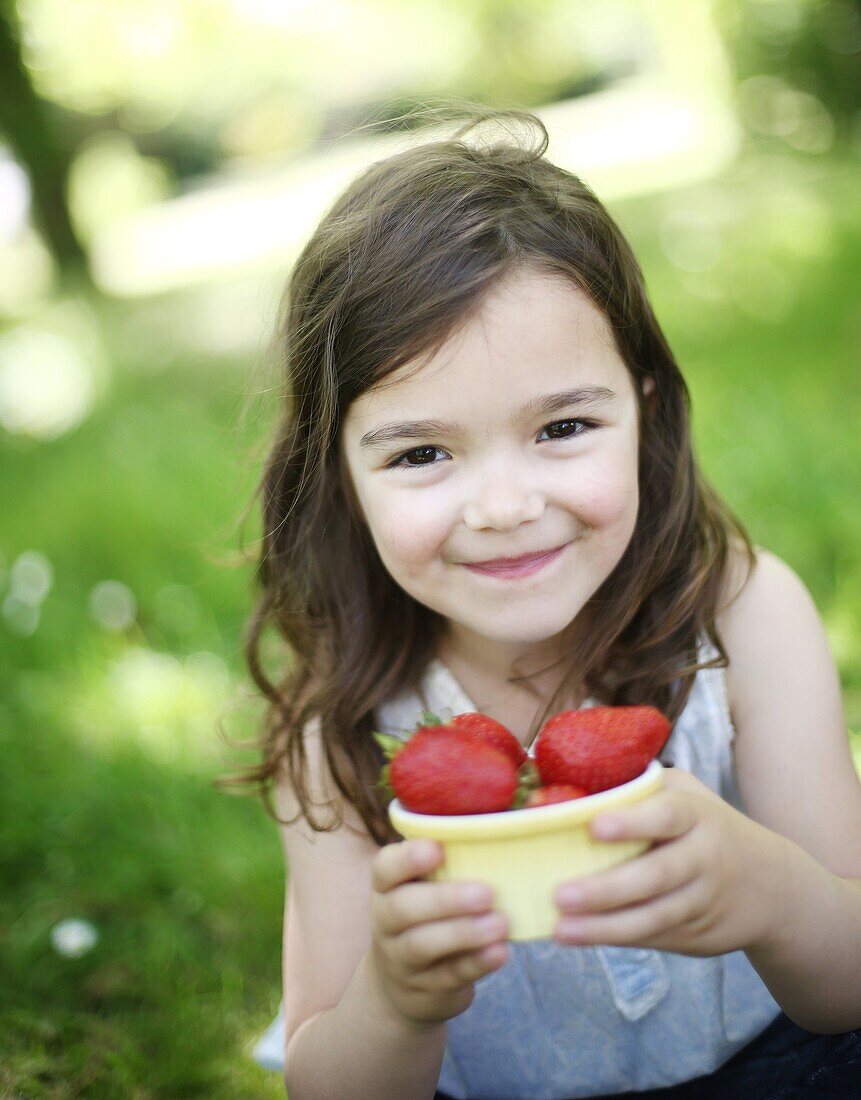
top-left (716, 544), bottom-right (861, 876)
top-left (717, 541), bottom-right (828, 720)
top-left (273, 713), bottom-right (375, 841)
top-left (716, 542), bottom-right (824, 679)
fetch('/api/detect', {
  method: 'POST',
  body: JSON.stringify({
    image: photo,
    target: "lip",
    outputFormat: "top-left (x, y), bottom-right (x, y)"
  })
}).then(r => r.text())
top-left (463, 542), bottom-right (568, 579)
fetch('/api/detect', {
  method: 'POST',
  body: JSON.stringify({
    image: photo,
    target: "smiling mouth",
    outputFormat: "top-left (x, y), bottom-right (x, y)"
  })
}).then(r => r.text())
top-left (466, 543), bottom-right (568, 568)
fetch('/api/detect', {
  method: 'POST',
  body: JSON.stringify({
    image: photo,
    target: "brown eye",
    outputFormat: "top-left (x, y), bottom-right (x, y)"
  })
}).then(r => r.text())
top-left (538, 419), bottom-right (596, 441)
top-left (389, 445), bottom-right (446, 468)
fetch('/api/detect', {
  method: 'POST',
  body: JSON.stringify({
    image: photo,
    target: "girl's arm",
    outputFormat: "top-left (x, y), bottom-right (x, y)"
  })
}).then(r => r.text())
top-left (283, 953), bottom-right (447, 1100)
top-left (721, 548), bottom-right (861, 1032)
top-left (742, 846), bottom-right (861, 1033)
top-left (276, 722), bottom-right (446, 1100)
top-left (552, 548), bottom-right (861, 1033)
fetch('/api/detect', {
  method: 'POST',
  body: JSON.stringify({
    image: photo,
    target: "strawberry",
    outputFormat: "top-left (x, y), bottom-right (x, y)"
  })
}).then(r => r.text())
top-left (448, 712), bottom-right (529, 767)
top-left (524, 783), bottom-right (588, 808)
top-left (533, 706), bottom-right (670, 794)
top-left (375, 725), bottom-right (518, 815)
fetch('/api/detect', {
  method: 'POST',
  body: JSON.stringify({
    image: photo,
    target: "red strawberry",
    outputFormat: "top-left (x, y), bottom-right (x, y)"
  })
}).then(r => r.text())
top-left (524, 783), bottom-right (588, 808)
top-left (533, 706), bottom-right (670, 794)
top-left (376, 725), bottom-right (518, 815)
top-left (449, 712), bottom-right (529, 767)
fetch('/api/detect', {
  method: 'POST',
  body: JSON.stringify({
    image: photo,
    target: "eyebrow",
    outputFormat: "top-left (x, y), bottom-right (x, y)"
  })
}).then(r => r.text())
top-left (358, 385), bottom-right (617, 449)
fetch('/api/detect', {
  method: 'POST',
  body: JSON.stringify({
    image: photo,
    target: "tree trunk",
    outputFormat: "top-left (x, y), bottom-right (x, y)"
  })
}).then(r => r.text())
top-left (0, 0), bottom-right (88, 275)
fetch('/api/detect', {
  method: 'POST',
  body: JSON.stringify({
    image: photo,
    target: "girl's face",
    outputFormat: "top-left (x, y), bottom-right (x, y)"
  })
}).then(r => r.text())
top-left (341, 266), bottom-right (645, 668)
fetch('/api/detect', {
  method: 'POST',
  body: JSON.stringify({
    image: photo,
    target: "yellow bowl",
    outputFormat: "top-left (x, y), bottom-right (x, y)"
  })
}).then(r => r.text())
top-left (388, 760), bottom-right (664, 941)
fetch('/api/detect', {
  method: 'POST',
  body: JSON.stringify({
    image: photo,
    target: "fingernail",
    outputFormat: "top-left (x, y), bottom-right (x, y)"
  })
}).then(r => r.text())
top-left (556, 919), bottom-right (587, 943)
top-left (414, 840), bottom-right (439, 864)
top-left (592, 816), bottom-right (621, 839)
top-left (556, 885), bottom-right (585, 908)
top-left (462, 884), bottom-right (493, 908)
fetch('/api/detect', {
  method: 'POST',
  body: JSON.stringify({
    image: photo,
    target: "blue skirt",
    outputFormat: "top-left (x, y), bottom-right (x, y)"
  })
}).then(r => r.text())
top-left (434, 1012), bottom-right (861, 1100)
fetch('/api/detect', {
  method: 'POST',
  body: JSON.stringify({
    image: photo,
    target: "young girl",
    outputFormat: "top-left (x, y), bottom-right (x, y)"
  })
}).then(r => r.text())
top-left (242, 107), bottom-right (861, 1098)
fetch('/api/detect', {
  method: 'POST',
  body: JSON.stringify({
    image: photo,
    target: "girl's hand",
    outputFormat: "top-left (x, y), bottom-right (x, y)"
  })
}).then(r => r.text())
top-left (553, 768), bottom-right (790, 957)
top-left (368, 838), bottom-right (509, 1029)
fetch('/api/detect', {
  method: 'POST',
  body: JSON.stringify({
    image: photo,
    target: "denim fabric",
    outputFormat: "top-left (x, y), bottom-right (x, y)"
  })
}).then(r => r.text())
top-left (429, 943), bottom-right (779, 1098)
top-left (433, 1012), bottom-right (861, 1099)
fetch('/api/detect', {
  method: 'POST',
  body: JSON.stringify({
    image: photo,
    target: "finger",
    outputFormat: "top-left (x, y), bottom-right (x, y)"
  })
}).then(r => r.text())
top-left (555, 835), bottom-right (695, 915)
top-left (394, 910), bottom-right (509, 972)
top-left (421, 940), bottom-right (511, 991)
top-left (372, 839), bottom-right (444, 894)
top-left (376, 878), bottom-right (496, 937)
top-left (588, 791), bottom-right (695, 843)
top-left (554, 876), bottom-right (705, 947)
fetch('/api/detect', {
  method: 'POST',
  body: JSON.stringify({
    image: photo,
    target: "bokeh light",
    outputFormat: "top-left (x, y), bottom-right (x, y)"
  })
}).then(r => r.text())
top-left (738, 75), bottom-right (835, 153)
top-left (0, 150), bottom-right (30, 242)
top-left (68, 131), bottom-right (173, 241)
top-left (0, 329), bottom-right (96, 439)
top-left (0, 299), bottom-right (107, 439)
top-left (2, 550), bottom-right (53, 636)
top-left (68, 644), bottom-right (234, 763)
top-left (88, 580), bottom-right (138, 632)
top-left (10, 550), bottom-right (53, 605)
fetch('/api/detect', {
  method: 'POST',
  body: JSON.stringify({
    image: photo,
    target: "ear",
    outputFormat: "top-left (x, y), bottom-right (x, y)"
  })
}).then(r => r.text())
top-left (639, 376), bottom-right (658, 419)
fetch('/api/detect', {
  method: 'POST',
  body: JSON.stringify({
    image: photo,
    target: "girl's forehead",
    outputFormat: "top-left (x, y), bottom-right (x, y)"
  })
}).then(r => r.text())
top-left (347, 338), bottom-right (633, 433)
top-left (348, 275), bottom-right (630, 423)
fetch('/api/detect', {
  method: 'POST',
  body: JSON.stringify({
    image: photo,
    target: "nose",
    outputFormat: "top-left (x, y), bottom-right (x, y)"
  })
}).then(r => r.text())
top-left (462, 462), bottom-right (545, 531)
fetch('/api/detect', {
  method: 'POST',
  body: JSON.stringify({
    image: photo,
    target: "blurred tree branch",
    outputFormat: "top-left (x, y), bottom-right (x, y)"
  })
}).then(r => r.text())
top-left (0, 0), bottom-right (87, 275)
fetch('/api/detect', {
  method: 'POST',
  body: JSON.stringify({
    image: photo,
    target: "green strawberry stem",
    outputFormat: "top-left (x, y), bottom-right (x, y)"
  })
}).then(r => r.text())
top-left (373, 732), bottom-right (405, 760)
top-left (372, 733), bottom-right (403, 806)
top-left (511, 759), bottom-right (541, 809)
top-left (376, 762), bottom-right (393, 805)
top-left (373, 710), bottom-right (444, 764)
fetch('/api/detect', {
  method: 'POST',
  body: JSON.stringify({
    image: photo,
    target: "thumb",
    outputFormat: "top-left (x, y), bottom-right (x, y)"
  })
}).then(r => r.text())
top-left (659, 766), bottom-right (718, 800)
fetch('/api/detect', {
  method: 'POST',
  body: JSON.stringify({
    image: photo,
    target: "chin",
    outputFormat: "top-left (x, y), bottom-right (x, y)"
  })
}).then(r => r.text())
top-left (462, 608), bottom-right (583, 646)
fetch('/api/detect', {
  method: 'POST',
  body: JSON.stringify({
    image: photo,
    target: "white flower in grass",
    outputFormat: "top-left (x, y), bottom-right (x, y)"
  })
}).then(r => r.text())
top-left (50, 918), bottom-right (99, 959)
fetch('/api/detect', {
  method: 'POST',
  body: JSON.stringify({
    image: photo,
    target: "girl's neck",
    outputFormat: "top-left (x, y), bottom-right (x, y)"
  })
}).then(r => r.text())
top-left (436, 637), bottom-right (553, 688)
top-left (435, 638), bottom-right (589, 748)
top-left (437, 609), bottom-right (596, 699)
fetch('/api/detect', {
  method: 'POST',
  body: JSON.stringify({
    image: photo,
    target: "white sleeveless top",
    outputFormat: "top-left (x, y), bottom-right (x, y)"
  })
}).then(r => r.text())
top-left (253, 642), bottom-right (781, 1097)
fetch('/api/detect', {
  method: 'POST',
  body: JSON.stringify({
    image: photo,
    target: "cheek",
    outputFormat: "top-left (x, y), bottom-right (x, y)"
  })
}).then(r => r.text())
top-left (565, 450), bottom-right (639, 530)
top-left (364, 487), bottom-right (451, 569)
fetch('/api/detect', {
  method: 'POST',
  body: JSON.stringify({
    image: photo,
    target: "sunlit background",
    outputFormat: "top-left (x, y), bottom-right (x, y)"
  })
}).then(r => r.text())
top-left (1, 0), bottom-right (859, 1093)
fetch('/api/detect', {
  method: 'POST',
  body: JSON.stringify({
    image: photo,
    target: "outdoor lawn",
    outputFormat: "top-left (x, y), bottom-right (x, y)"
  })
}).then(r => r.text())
top-left (2, 146), bottom-right (860, 1097)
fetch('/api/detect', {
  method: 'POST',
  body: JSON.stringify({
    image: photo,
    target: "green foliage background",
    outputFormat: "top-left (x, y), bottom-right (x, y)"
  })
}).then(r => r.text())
top-left (1, 0), bottom-right (860, 1094)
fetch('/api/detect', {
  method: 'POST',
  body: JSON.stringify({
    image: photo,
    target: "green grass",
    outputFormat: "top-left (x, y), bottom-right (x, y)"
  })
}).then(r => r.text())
top-left (1, 146), bottom-right (860, 1095)
top-left (1, 703), bottom-right (284, 1098)
top-left (0, 327), bottom-right (286, 1095)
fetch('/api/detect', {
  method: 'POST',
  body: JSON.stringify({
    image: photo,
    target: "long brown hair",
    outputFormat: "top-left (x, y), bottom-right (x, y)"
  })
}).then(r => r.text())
top-left (223, 104), bottom-right (753, 846)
